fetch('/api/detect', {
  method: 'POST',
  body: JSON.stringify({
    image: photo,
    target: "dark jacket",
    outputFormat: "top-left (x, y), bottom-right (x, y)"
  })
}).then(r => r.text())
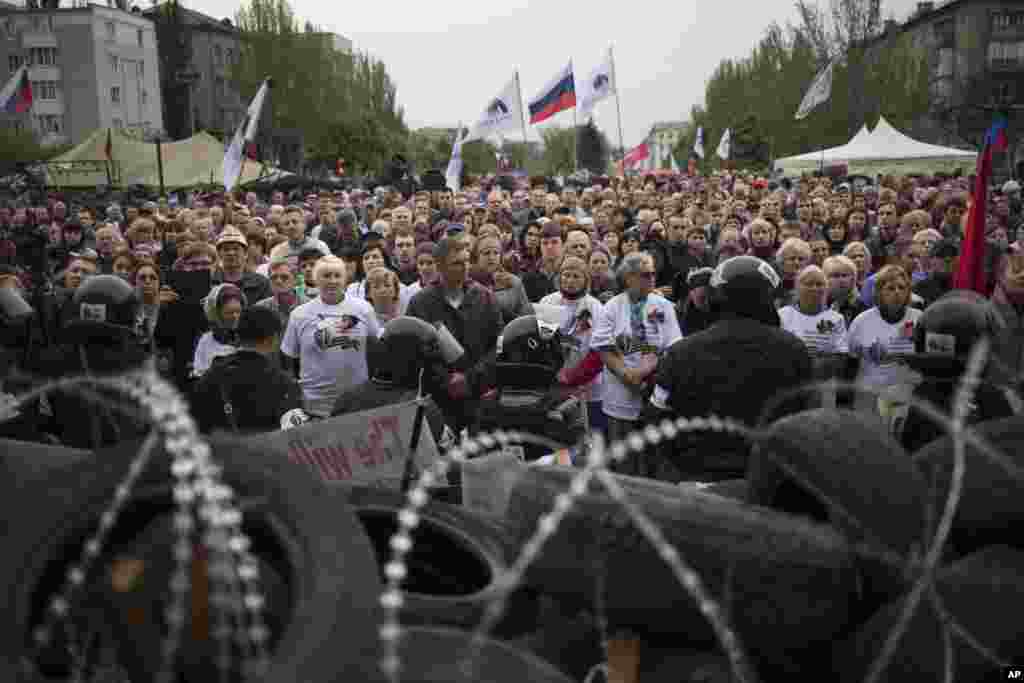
top-left (901, 371), bottom-right (1017, 453)
top-left (406, 282), bottom-right (503, 392)
top-left (211, 270), bottom-right (273, 307)
top-left (649, 317), bottom-right (813, 481)
top-left (913, 272), bottom-right (953, 309)
top-left (992, 290), bottom-right (1024, 389)
top-left (192, 349), bottom-right (302, 434)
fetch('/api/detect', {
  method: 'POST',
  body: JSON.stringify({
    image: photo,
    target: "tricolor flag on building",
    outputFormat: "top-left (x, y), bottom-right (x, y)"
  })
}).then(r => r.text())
top-left (528, 62), bottom-right (576, 125)
top-left (0, 65), bottom-right (33, 114)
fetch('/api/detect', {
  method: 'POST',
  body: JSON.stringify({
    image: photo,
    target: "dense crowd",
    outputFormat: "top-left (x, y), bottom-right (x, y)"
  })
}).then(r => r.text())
top-left (1, 169), bottom-right (1023, 470)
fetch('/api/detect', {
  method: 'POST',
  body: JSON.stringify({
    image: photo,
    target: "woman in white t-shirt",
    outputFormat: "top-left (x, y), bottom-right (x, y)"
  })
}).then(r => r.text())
top-left (540, 256), bottom-right (606, 429)
top-left (591, 252), bottom-right (683, 470)
top-left (281, 255), bottom-right (381, 417)
top-left (847, 264), bottom-right (922, 422)
top-left (779, 265), bottom-right (848, 354)
top-left (345, 244), bottom-right (414, 311)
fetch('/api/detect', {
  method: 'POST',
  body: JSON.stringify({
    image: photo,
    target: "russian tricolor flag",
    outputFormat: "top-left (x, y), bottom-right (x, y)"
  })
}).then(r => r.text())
top-left (0, 66), bottom-right (33, 115)
top-left (528, 62), bottom-right (576, 125)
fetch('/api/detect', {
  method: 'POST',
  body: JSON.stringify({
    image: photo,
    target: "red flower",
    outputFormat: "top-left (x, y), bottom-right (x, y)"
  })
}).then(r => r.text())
top-left (902, 320), bottom-right (915, 339)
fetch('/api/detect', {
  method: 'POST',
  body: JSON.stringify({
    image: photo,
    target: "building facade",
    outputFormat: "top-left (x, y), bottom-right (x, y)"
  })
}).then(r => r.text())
top-left (0, 2), bottom-right (163, 145)
top-left (143, 4), bottom-right (245, 139)
top-left (865, 0), bottom-right (1024, 173)
top-left (640, 121), bottom-right (687, 172)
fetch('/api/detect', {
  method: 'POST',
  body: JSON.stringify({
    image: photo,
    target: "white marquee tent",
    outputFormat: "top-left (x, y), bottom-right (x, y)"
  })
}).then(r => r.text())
top-left (775, 117), bottom-right (977, 176)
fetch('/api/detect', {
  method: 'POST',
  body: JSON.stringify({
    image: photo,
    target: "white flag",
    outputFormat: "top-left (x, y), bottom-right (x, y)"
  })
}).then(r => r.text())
top-left (716, 128), bottom-right (731, 159)
top-left (465, 78), bottom-right (523, 143)
top-left (576, 49), bottom-right (615, 118)
top-left (445, 127), bottom-right (466, 193)
top-left (243, 78), bottom-right (270, 142)
top-left (795, 60), bottom-right (834, 120)
top-left (693, 127), bottom-right (705, 159)
top-left (222, 121), bottom-right (246, 191)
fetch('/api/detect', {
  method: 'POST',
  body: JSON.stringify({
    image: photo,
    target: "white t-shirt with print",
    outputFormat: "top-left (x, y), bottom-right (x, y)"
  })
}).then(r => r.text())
top-left (847, 306), bottom-right (923, 400)
top-left (539, 292), bottom-right (605, 403)
top-left (281, 296), bottom-right (380, 416)
top-left (590, 292), bottom-right (683, 421)
top-left (778, 306), bottom-right (849, 354)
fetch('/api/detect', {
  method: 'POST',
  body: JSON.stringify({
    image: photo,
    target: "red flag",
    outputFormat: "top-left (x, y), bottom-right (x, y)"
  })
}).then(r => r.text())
top-left (953, 118), bottom-right (1007, 294)
top-left (104, 128), bottom-right (113, 161)
top-left (619, 142), bottom-right (649, 173)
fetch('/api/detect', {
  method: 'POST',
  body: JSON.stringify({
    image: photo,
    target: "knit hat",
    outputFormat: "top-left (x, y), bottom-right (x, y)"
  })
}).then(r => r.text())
top-left (215, 226), bottom-right (248, 249)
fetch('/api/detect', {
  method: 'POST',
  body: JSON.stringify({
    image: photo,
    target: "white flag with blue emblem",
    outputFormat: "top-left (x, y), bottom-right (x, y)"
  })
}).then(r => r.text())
top-left (576, 49), bottom-right (615, 118)
top-left (465, 78), bottom-right (522, 143)
top-left (693, 127), bottom-right (705, 159)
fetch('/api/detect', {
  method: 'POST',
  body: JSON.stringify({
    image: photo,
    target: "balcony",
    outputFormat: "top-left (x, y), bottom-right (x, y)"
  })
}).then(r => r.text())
top-left (988, 57), bottom-right (1024, 72)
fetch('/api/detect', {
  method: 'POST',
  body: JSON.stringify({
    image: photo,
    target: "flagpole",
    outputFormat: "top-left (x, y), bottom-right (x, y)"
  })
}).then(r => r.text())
top-left (610, 46), bottom-right (625, 169)
top-left (570, 59), bottom-right (578, 173)
top-left (515, 70), bottom-right (529, 170)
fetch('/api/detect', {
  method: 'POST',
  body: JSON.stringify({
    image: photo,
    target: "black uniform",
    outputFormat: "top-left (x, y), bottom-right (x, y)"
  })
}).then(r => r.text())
top-left (900, 374), bottom-right (1017, 452)
top-left (191, 350), bottom-right (302, 434)
top-left (648, 318), bottom-right (813, 481)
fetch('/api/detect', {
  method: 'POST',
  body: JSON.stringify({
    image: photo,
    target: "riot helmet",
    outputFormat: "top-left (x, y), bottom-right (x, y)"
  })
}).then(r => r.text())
top-left (709, 255), bottom-right (782, 326)
top-left (910, 290), bottom-right (1006, 374)
top-left (64, 274), bottom-right (141, 345)
top-left (495, 314), bottom-right (564, 390)
top-left (370, 316), bottom-right (446, 388)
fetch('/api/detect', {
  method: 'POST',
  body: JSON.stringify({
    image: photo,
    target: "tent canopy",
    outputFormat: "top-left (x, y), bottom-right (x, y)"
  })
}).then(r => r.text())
top-left (45, 128), bottom-right (288, 189)
top-left (775, 117), bottom-right (977, 176)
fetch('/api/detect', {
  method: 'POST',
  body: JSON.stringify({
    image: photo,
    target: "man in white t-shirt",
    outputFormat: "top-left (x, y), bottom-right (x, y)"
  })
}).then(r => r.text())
top-left (591, 252), bottom-right (682, 472)
top-left (281, 255), bottom-right (380, 417)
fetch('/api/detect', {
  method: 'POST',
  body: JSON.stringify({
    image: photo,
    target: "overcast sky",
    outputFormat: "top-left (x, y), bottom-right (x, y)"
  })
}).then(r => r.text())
top-left (193, 0), bottom-right (925, 147)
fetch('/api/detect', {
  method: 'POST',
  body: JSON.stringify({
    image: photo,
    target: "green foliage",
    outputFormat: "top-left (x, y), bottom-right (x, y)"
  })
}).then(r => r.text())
top-left (539, 125), bottom-right (576, 176)
top-left (577, 120), bottom-right (610, 175)
top-left (232, 0), bottom-right (406, 174)
top-left (675, 16), bottom-right (931, 172)
top-left (149, 0), bottom-right (191, 140)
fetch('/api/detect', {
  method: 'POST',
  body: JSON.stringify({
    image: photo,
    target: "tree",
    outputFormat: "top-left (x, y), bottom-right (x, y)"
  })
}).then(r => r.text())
top-left (149, 0), bottom-right (192, 140)
top-left (539, 126), bottom-right (576, 176)
top-left (232, 0), bottom-right (406, 173)
top-left (577, 120), bottom-right (611, 174)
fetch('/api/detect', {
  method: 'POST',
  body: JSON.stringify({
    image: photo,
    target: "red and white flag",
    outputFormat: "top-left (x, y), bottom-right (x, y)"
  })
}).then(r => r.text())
top-left (618, 141), bottom-right (650, 173)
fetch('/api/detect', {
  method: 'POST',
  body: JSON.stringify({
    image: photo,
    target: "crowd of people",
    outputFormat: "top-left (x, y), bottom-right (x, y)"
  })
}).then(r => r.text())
top-left (1, 168), bottom-right (1023, 474)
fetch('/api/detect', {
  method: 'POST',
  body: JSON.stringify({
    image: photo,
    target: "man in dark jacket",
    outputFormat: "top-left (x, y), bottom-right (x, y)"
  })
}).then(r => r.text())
top-left (192, 305), bottom-right (301, 434)
top-left (644, 256), bottom-right (813, 482)
top-left (406, 237), bottom-right (503, 431)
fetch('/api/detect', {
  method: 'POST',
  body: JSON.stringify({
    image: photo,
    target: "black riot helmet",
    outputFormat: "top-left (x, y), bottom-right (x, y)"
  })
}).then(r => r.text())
top-left (708, 255), bottom-right (782, 326)
top-left (64, 274), bottom-right (141, 345)
top-left (370, 316), bottom-right (446, 388)
top-left (495, 314), bottom-right (564, 389)
top-left (0, 287), bottom-right (33, 349)
top-left (910, 290), bottom-right (1006, 374)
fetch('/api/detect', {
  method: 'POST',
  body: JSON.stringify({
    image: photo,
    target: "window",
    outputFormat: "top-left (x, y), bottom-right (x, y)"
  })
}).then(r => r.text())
top-left (8, 55), bottom-right (24, 72)
top-left (141, 89), bottom-right (147, 105)
top-left (987, 41), bottom-right (1024, 66)
top-left (111, 86), bottom-right (121, 104)
top-left (137, 28), bottom-right (143, 47)
top-left (137, 61), bottom-right (144, 78)
top-left (35, 114), bottom-right (63, 134)
top-left (105, 21), bottom-right (115, 40)
top-left (110, 54), bottom-right (119, 73)
top-left (29, 47), bottom-right (58, 66)
top-left (31, 81), bottom-right (58, 100)
top-left (112, 118), bottom-right (123, 130)
top-left (226, 48), bottom-right (233, 65)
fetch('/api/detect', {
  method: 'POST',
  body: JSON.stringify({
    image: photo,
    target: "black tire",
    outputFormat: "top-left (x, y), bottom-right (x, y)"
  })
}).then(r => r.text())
top-left (747, 408), bottom-right (928, 556)
top-left (337, 484), bottom-right (538, 637)
top-left (833, 545), bottom-right (1024, 683)
top-left (914, 415), bottom-right (1024, 555)
top-left (396, 625), bottom-right (573, 683)
top-left (0, 438), bottom-right (88, 481)
top-left (503, 466), bottom-right (859, 678)
top-left (0, 433), bottom-right (384, 683)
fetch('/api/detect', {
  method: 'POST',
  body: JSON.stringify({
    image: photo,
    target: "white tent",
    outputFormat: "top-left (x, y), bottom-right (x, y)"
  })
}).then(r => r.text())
top-left (775, 117), bottom-right (977, 176)
top-left (774, 124), bottom-right (873, 174)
